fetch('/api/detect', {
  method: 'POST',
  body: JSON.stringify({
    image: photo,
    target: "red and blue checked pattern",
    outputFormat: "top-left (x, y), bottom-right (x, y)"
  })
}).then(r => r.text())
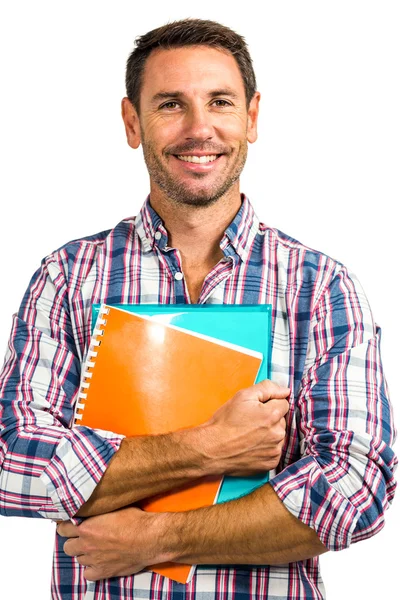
top-left (0, 195), bottom-right (397, 599)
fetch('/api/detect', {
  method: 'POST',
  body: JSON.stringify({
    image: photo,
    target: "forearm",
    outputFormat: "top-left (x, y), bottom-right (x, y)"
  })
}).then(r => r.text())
top-left (78, 381), bottom-right (292, 518)
top-left (157, 483), bottom-right (328, 565)
top-left (77, 426), bottom-right (212, 517)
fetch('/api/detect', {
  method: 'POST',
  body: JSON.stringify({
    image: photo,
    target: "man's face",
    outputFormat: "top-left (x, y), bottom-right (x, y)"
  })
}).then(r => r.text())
top-left (124, 45), bottom-right (259, 208)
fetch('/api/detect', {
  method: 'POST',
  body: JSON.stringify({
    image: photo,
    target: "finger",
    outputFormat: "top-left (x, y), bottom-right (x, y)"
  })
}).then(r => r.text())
top-left (272, 416), bottom-right (288, 440)
top-left (77, 555), bottom-right (92, 567)
top-left (251, 380), bottom-right (290, 403)
top-left (264, 399), bottom-right (290, 421)
top-left (84, 567), bottom-right (102, 582)
top-left (57, 521), bottom-right (79, 538)
top-left (63, 538), bottom-right (83, 557)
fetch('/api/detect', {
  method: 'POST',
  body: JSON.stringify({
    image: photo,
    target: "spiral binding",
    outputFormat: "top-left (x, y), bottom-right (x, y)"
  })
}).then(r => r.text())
top-left (74, 305), bottom-right (110, 424)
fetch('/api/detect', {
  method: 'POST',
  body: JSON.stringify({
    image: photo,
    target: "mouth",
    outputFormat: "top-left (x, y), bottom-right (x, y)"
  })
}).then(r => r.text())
top-left (170, 153), bottom-right (224, 172)
top-left (175, 154), bottom-right (221, 164)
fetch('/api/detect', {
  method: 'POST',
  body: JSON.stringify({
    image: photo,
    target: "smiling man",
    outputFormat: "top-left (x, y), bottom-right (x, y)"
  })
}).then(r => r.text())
top-left (120, 42), bottom-right (260, 302)
top-left (134, 45), bottom-right (253, 209)
top-left (0, 18), bottom-right (397, 600)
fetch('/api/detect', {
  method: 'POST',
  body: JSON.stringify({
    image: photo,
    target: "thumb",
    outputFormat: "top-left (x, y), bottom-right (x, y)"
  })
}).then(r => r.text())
top-left (252, 379), bottom-right (290, 403)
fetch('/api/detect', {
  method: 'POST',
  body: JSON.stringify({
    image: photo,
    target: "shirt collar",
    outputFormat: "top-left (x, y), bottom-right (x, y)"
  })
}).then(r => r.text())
top-left (135, 194), bottom-right (260, 264)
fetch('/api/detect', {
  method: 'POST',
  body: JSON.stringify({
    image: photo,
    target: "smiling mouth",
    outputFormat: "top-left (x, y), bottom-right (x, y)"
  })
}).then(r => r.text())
top-left (175, 154), bottom-right (221, 164)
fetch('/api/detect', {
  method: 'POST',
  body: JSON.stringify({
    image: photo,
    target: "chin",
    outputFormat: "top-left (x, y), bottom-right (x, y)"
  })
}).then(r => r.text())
top-left (170, 185), bottom-right (230, 208)
top-left (171, 194), bottom-right (219, 208)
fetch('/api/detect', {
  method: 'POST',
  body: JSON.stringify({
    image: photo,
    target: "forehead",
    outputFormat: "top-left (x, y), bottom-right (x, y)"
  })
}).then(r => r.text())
top-left (141, 45), bottom-right (246, 99)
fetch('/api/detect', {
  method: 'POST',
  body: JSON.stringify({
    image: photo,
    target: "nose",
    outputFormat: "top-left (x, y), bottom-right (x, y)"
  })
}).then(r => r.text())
top-left (184, 104), bottom-right (214, 142)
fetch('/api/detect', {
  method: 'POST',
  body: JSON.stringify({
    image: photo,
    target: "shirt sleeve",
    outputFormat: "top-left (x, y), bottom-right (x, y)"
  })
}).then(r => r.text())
top-left (269, 266), bottom-right (397, 551)
top-left (0, 253), bottom-right (124, 521)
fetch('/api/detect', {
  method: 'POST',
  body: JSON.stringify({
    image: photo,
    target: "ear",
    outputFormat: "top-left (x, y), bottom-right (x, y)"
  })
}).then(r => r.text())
top-left (246, 92), bottom-right (261, 144)
top-left (121, 97), bottom-right (141, 149)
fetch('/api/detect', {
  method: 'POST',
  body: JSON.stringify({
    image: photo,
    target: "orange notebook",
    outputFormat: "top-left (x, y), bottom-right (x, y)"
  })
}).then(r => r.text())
top-left (74, 305), bottom-right (262, 583)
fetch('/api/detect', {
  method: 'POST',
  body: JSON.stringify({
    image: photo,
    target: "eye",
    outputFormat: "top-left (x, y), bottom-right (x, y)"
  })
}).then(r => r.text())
top-left (212, 99), bottom-right (232, 107)
top-left (159, 101), bottom-right (180, 110)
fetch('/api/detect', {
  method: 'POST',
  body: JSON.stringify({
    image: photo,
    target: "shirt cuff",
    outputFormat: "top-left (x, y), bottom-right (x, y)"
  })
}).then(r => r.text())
top-left (38, 425), bottom-right (124, 521)
top-left (269, 455), bottom-right (361, 551)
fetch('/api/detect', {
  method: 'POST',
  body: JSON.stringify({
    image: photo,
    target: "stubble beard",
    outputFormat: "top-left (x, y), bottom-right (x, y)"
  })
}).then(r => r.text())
top-left (141, 136), bottom-right (248, 209)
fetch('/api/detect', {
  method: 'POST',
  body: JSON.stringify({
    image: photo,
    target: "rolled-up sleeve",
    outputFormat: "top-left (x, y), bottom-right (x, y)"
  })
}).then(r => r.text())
top-left (269, 267), bottom-right (397, 551)
top-left (0, 254), bottom-right (124, 521)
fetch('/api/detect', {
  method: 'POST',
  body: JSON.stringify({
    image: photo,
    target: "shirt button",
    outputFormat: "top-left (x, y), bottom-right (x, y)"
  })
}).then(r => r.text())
top-left (154, 232), bottom-right (162, 240)
top-left (174, 272), bottom-right (183, 281)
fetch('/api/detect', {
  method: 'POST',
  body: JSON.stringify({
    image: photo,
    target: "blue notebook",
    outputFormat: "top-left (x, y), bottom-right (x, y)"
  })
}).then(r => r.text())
top-left (92, 303), bottom-right (272, 503)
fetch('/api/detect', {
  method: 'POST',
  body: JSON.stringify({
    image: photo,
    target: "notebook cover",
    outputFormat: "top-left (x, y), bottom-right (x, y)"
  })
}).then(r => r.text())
top-left (91, 304), bottom-right (272, 503)
top-left (76, 305), bottom-right (264, 582)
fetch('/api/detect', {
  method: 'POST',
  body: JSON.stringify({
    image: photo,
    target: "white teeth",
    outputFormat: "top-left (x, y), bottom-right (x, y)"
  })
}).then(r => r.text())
top-left (177, 155), bottom-right (218, 163)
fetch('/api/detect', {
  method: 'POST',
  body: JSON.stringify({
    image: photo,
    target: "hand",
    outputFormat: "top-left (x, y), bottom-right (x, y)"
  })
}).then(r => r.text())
top-left (201, 379), bottom-right (290, 476)
top-left (57, 506), bottom-right (166, 581)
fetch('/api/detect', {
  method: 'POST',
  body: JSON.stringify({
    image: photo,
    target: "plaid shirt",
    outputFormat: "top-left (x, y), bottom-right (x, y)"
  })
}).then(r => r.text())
top-left (0, 195), bottom-right (397, 600)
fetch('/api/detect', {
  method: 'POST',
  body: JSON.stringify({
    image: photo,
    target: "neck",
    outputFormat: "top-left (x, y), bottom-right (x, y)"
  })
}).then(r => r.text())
top-left (149, 184), bottom-right (242, 265)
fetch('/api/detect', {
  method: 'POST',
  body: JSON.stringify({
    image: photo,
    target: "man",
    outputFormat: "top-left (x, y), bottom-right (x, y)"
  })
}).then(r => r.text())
top-left (0, 17), bottom-right (397, 600)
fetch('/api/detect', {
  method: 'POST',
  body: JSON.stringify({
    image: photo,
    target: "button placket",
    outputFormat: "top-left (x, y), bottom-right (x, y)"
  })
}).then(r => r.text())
top-left (198, 256), bottom-right (235, 304)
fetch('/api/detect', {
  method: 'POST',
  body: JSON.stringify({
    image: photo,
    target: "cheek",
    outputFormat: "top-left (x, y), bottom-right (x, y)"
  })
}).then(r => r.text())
top-left (145, 122), bottom-right (184, 153)
top-left (145, 114), bottom-right (183, 136)
top-left (214, 116), bottom-right (247, 142)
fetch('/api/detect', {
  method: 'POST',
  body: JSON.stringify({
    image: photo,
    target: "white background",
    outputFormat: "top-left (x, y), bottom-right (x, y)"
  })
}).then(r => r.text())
top-left (0, 2), bottom-right (399, 598)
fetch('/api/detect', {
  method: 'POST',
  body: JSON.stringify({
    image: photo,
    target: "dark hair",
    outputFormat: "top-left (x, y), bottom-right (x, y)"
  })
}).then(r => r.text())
top-left (125, 18), bottom-right (257, 113)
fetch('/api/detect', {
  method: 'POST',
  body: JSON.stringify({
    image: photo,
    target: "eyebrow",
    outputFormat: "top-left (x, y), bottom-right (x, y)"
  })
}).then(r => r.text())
top-left (150, 88), bottom-right (240, 105)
